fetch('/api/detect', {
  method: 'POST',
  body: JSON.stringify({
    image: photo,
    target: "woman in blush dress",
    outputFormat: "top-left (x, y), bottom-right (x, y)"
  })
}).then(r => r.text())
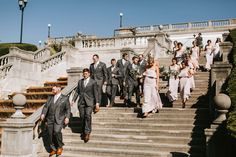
top-left (167, 58), bottom-right (180, 102)
top-left (173, 40), bottom-right (178, 54)
top-left (185, 54), bottom-right (196, 91)
top-left (142, 57), bottom-right (163, 117)
top-left (178, 61), bottom-right (193, 108)
top-left (174, 42), bottom-right (185, 65)
top-left (204, 40), bottom-right (214, 71)
top-left (190, 41), bottom-right (200, 70)
top-left (213, 38), bottom-right (221, 62)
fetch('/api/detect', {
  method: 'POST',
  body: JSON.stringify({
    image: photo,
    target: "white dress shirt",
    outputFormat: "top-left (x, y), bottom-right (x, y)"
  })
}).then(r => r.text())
top-left (84, 77), bottom-right (90, 87)
top-left (54, 93), bottom-right (61, 103)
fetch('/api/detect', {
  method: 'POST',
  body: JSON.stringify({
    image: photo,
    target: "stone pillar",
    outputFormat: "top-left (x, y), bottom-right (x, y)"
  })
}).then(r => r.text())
top-left (74, 36), bottom-right (83, 49)
top-left (211, 63), bottom-right (232, 96)
top-left (66, 67), bottom-right (84, 86)
top-left (219, 42), bottom-right (233, 63)
top-left (205, 93), bottom-right (231, 157)
top-left (0, 94), bottom-right (35, 157)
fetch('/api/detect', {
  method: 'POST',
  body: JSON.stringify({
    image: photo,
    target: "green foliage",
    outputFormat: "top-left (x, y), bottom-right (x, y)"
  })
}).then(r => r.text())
top-left (0, 43), bottom-right (38, 57)
top-left (50, 43), bottom-right (62, 53)
top-left (226, 29), bottom-right (236, 138)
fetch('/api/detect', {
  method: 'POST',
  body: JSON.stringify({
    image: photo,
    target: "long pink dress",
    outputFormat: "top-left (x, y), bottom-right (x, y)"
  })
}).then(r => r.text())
top-left (205, 45), bottom-right (213, 70)
top-left (167, 64), bottom-right (180, 102)
top-left (142, 69), bottom-right (163, 113)
top-left (179, 67), bottom-right (191, 101)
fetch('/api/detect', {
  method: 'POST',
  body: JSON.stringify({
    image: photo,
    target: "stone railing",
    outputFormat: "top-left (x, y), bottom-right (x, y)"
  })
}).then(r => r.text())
top-left (135, 19), bottom-right (236, 32)
top-left (0, 55), bottom-right (9, 68)
top-left (82, 38), bottom-right (115, 48)
top-left (33, 47), bottom-right (51, 60)
top-left (204, 40), bottom-right (233, 157)
top-left (77, 35), bottom-right (153, 49)
top-left (41, 51), bottom-right (66, 72)
top-left (0, 63), bottom-right (13, 79)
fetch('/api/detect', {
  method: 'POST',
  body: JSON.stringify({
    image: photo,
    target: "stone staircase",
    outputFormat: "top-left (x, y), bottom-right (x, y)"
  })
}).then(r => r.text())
top-left (38, 70), bottom-right (210, 157)
top-left (0, 77), bottom-right (68, 119)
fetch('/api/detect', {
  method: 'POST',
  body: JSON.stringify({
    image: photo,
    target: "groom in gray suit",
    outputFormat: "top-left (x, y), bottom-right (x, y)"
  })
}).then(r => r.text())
top-left (72, 68), bottom-right (99, 143)
top-left (89, 54), bottom-right (107, 106)
top-left (41, 85), bottom-right (71, 157)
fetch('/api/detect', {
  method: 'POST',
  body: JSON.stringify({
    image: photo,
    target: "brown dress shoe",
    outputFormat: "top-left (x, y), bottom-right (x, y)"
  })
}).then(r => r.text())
top-left (56, 147), bottom-right (63, 156)
top-left (49, 150), bottom-right (57, 157)
top-left (84, 133), bottom-right (90, 143)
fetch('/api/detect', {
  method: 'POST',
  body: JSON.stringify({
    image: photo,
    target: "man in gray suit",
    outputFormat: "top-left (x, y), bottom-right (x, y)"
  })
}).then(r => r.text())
top-left (41, 85), bottom-right (71, 157)
top-left (138, 54), bottom-right (147, 96)
top-left (89, 54), bottom-right (107, 106)
top-left (125, 56), bottom-right (142, 107)
top-left (116, 53), bottom-right (131, 99)
top-left (72, 68), bottom-right (99, 143)
top-left (106, 59), bottom-right (122, 107)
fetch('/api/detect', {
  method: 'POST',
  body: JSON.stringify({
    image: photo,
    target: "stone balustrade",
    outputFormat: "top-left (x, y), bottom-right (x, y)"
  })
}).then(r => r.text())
top-left (0, 56), bottom-right (9, 68)
top-left (41, 51), bottom-right (66, 72)
top-left (0, 64), bottom-right (13, 79)
top-left (33, 47), bottom-right (51, 60)
top-left (82, 38), bottom-right (115, 48)
top-left (135, 19), bottom-right (236, 33)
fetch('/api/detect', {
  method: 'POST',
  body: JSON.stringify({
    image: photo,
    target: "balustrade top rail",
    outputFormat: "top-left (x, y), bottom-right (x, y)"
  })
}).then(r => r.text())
top-left (135, 19), bottom-right (236, 32)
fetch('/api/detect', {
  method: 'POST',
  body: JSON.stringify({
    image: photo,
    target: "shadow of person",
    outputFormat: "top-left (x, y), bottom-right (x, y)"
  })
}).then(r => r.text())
top-left (170, 152), bottom-right (189, 157)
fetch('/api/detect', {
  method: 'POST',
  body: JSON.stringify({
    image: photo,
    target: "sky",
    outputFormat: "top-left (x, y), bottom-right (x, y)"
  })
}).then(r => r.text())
top-left (0, 0), bottom-right (236, 45)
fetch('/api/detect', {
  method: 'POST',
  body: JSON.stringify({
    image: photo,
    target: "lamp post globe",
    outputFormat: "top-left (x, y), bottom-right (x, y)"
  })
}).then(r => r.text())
top-left (48, 24), bottom-right (51, 38)
top-left (119, 13), bottom-right (123, 28)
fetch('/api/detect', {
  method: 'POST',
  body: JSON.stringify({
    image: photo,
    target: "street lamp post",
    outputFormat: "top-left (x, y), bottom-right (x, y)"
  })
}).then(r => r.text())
top-left (48, 24), bottom-right (51, 38)
top-left (119, 13), bottom-right (123, 28)
top-left (18, 0), bottom-right (28, 44)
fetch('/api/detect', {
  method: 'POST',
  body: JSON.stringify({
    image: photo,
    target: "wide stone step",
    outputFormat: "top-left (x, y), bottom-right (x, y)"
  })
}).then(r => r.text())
top-left (63, 133), bottom-right (205, 145)
top-left (26, 86), bottom-right (66, 93)
top-left (64, 127), bottom-right (205, 137)
top-left (92, 112), bottom-right (209, 119)
top-left (57, 77), bottom-right (68, 81)
top-left (58, 146), bottom-right (179, 157)
top-left (69, 122), bottom-right (208, 131)
top-left (44, 81), bottom-right (67, 87)
top-left (82, 117), bottom-right (209, 125)
top-left (57, 145), bottom-right (205, 157)
top-left (63, 140), bottom-right (205, 153)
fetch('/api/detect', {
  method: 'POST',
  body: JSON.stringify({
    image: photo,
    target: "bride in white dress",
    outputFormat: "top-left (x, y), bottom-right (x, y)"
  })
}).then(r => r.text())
top-left (142, 57), bottom-right (163, 117)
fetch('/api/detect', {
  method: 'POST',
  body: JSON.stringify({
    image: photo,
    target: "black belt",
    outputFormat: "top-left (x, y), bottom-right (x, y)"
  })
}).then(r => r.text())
top-left (145, 76), bottom-right (157, 79)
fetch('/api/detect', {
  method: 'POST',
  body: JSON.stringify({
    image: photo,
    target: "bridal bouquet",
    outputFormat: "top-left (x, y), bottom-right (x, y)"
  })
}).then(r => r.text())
top-left (170, 70), bottom-right (179, 79)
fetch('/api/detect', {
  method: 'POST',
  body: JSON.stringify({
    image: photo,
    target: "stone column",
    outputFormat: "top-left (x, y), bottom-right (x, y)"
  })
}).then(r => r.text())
top-left (66, 67), bottom-right (84, 86)
top-left (219, 42), bottom-right (233, 63)
top-left (205, 93), bottom-right (231, 157)
top-left (74, 36), bottom-right (83, 49)
top-left (0, 94), bottom-right (35, 157)
top-left (210, 63), bottom-right (232, 96)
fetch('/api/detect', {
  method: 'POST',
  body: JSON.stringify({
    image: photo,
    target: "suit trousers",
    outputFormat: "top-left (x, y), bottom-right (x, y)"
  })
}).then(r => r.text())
top-left (127, 81), bottom-right (140, 105)
top-left (107, 84), bottom-right (118, 106)
top-left (78, 101), bottom-right (93, 134)
top-left (47, 121), bottom-right (64, 150)
top-left (96, 80), bottom-right (103, 105)
top-left (119, 78), bottom-right (127, 98)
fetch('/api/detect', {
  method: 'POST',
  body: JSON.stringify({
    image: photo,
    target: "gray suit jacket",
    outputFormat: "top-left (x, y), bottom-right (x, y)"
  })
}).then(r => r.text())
top-left (42, 94), bottom-right (71, 125)
top-left (125, 63), bottom-right (141, 86)
top-left (73, 78), bottom-right (99, 107)
top-left (139, 60), bottom-right (147, 75)
top-left (116, 59), bottom-right (131, 78)
top-left (107, 66), bottom-right (122, 85)
top-left (90, 61), bottom-right (108, 84)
